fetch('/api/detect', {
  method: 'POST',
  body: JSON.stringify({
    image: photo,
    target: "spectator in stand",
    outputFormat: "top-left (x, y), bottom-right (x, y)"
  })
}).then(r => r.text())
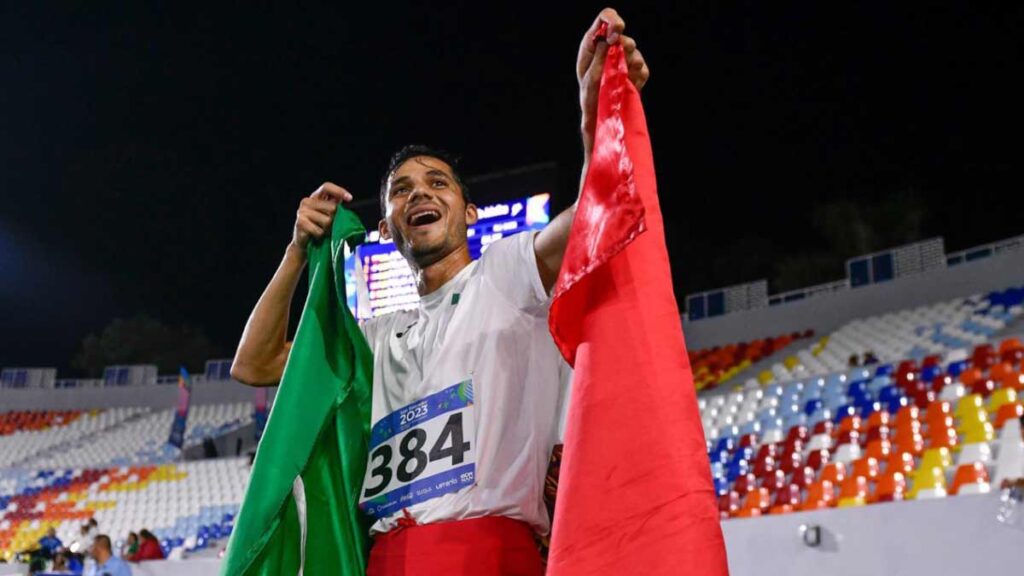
top-left (862, 350), bottom-right (879, 365)
top-left (79, 518), bottom-right (98, 551)
top-left (126, 529), bottom-right (164, 562)
top-left (51, 550), bottom-right (74, 574)
top-left (85, 535), bottom-right (131, 576)
top-left (38, 527), bottom-right (63, 558)
top-left (121, 533), bottom-right (139, 559)
top-left (848, 354), bottom-right (861, 367)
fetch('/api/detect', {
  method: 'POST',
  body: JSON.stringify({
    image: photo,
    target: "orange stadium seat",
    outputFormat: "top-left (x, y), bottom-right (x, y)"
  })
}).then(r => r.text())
top-left (950, 462), bottom-right (991, 496)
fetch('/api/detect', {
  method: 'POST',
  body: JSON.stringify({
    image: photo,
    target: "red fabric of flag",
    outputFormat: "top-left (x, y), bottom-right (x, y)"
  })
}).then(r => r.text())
top-left (546, 39), bottom-right (730, 576)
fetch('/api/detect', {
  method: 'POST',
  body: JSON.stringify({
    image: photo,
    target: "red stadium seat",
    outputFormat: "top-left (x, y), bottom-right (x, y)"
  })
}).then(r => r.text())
top-left (994, 402), bottom-right (1024, 429)
top-left (819, 462), bottom-right (847, 485)
top-left (838, 475), bottom-right (870, 507)
top-left (801, 480), bottom-right (836, 510)
top-left (734, 488), bottom-right (771, 518)
top-left (718, 490), bottom-right (740, 519)
top-left (769, 484), bottom-right (801, 515)
top-left (850, 456), bottom-right (880, 481)
top-left (733, 473), bottom-right (757, 496)
top-left (761, 469), bottom-right (788, 494)
top-left (886, 451), bottom-right (916, 476)
top-left (872, 470), bottom-right (907, 503)
top-left (790, 465), bottom-right (816, 489)
top-left (950, 462), bottom-right (991, 496)
top-left (805, 448), bottom-right (832, 471)
top-left (864, 439), bottom-right (893, 461)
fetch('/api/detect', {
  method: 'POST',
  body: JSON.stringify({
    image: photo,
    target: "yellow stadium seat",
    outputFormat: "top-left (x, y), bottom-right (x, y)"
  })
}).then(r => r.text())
top-left (909, 465), bottom-right (947, 499)
top-left (988, 387), bottom-right (1018, 414)
top-left (919, 447), bottom-right (952, 470)
top-left (955, 394), bottom-right (984, 418)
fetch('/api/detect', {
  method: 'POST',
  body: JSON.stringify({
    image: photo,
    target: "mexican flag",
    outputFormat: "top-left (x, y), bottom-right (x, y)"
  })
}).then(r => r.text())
top-left (220, 209), bottom-right (374, 575)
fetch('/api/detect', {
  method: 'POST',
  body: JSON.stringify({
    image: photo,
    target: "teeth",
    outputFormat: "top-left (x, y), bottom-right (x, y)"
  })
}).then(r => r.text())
top-left (411, 210), bottom-right (440, 225)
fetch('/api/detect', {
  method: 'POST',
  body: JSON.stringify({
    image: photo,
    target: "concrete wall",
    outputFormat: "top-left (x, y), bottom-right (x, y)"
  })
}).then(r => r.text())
top-left (683, 249), bottom-right (1024, 350)
top-left (721, 493), bottom-right (1024, 576)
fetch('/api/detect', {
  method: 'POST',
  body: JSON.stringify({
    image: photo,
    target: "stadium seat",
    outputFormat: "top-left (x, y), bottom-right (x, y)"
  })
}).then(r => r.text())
top-left (790, 466), bottom-right (816, 489)
top-left (769, 484), bottom-right (801, 515)
top-left (988, 387), bottom-right (1018, 414)
top-left (805, 448), bottom-right (832, 471)
top-left (732, 473), bottom-right (757, 496)
top-left (801, 479), bottom-right (836, 510)
top-left (819, 462), bottom-right (847, 485)
top-left (959, 367), bottom-right (983, 388)
top-left (1000, 371), bottom-right (1024, 392)
top-left (734, 488), bottom-right (771, 518)
top-left (864, 439), bottom-right (893, 461)
top-left (886, 451), bottom-right (916, 476)
top-left (837, 476), bottom-right (869, 508)
top-left (850, 456), bottom-right (880, 481)
top-left (909, 465), bottom-right (947, 500)
top-left (718, 491), bottom-right (740, 519)
top-left (832, 442), bottom-right (863, 465)
top-left (994, 402), bottom-right (1024, 429)
top-left (949, 462), bottom-right (991, 496)
top-left (919, 447), bottom-right (953, 470)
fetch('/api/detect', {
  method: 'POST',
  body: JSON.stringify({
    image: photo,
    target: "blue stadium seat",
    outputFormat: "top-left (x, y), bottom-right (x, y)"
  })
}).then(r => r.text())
top-left (804, 398), bottom-right (824, 416)
top-left (947, 360), bottom-right (969, 377)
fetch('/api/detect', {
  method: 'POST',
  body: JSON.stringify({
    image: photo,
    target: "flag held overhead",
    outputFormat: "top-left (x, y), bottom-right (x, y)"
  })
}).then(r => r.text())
top-left (547, 26), bottom-right (730, 576)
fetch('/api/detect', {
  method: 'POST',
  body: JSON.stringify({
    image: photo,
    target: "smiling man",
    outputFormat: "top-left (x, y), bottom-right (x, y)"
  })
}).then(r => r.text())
top-left (231, 8), bottom-right (649, 575)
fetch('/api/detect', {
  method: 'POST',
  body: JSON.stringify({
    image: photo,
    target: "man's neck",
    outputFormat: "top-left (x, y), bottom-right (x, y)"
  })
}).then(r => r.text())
top-left (413, 245), bottom-right (472, 296)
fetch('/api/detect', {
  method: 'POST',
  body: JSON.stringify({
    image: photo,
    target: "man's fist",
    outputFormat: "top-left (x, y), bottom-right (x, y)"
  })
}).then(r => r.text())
top-left (577, 8), bottom-right (650, 153)
top-left (291, 182), bottom-right (353, 254)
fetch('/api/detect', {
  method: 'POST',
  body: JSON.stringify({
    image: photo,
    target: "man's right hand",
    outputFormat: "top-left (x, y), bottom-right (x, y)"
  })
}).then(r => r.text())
top-left (291, 182), bottom-right (354, 254)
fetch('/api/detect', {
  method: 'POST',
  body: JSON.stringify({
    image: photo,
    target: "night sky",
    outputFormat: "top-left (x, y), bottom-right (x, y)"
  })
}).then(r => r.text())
top-left (2, 2), bottom-right (1023, 373)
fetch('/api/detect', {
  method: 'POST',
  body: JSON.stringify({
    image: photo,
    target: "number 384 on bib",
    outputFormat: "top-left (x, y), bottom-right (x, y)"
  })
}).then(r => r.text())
top-left (359, 381), bottom-right (477, 519)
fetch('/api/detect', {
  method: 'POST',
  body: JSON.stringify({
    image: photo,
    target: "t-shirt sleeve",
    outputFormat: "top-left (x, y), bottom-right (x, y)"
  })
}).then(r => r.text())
top-left (477, 230), bottom-right (549, 313)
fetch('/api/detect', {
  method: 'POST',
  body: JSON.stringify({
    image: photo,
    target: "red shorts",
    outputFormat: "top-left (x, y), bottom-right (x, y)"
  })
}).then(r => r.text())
top-left (366, 516), bottom-right (545, 576)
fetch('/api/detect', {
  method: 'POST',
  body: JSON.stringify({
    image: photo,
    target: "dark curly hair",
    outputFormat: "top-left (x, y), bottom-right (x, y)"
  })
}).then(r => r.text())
top-left (378, 145), bottom-right (471, 215)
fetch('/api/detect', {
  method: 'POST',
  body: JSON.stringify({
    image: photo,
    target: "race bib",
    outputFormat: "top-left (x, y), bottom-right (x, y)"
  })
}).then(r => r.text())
top-left (359, 380), bottom-right (477, 519)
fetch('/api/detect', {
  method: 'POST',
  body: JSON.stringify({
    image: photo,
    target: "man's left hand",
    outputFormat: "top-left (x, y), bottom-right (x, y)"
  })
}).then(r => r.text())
top-left (577, 8), bottom-right (650, 155)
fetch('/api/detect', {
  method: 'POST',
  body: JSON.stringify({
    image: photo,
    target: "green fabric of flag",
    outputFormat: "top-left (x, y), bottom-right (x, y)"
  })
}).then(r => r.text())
top-left (221, 208), bottom-right (374, 576)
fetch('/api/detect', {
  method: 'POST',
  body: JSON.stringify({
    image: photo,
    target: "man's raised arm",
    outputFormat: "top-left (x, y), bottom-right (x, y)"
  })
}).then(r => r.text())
top-left (534, 7), bottom-right (650, 292)
top-left (230, 183), bottom-right (352, 386)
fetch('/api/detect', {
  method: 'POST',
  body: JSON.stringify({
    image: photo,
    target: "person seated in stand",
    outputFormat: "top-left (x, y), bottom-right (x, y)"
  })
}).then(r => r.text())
top-left (38, 527), bottom-right (63, 559)
top-left (126, 530), bottom-right (164, 562)
top-left (120, 533), bottom-right (138, 560)
top-left (84, 535), bottom-right (131, 576)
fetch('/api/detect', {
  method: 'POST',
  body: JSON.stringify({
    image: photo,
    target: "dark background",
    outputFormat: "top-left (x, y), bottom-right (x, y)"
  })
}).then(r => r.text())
top-left (2, 2), bottom-right (1022, 374)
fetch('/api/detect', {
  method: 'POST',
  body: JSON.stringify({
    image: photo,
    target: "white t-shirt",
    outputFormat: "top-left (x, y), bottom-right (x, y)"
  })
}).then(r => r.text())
top-left (359, 231), bottom-right (565, 535)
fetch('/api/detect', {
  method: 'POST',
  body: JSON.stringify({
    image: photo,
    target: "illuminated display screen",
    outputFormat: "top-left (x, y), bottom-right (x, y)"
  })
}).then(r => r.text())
top-left (344, 193), bottom-right (551, 319)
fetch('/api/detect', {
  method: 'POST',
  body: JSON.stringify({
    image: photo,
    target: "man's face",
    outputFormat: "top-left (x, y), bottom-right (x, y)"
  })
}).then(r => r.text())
top-left (380, 156), bottom-right (477, 267)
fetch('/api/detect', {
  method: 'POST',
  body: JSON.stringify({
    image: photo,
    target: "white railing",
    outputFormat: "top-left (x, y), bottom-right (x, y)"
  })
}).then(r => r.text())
top-left (767, 278), bottom-right (850, 306)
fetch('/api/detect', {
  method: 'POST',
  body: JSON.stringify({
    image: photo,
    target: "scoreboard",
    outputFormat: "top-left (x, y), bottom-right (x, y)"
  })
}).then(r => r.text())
top-left (344, 193), bottom-right (551, 319)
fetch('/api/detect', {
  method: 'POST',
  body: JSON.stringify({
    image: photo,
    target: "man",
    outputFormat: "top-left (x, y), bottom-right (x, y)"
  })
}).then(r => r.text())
top-left (73, 519), bottom-right (97, 555)
top-left (231, 8), bottom-right (649, 573)
top-left (38, 527), bottom-right (63, 557)
top-left (85, 535), bottom-right (132, 576)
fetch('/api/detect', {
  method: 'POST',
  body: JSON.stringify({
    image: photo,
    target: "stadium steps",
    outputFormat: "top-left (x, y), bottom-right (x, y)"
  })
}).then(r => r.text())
top-left (9, 408), bottom-right (154, 469)
top-left (718, 340), bottom-right (809, 393)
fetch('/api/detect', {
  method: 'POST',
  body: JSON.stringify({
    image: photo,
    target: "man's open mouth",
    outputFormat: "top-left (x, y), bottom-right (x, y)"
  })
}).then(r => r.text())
top-left (407, 208), bottom-right (442, 227)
